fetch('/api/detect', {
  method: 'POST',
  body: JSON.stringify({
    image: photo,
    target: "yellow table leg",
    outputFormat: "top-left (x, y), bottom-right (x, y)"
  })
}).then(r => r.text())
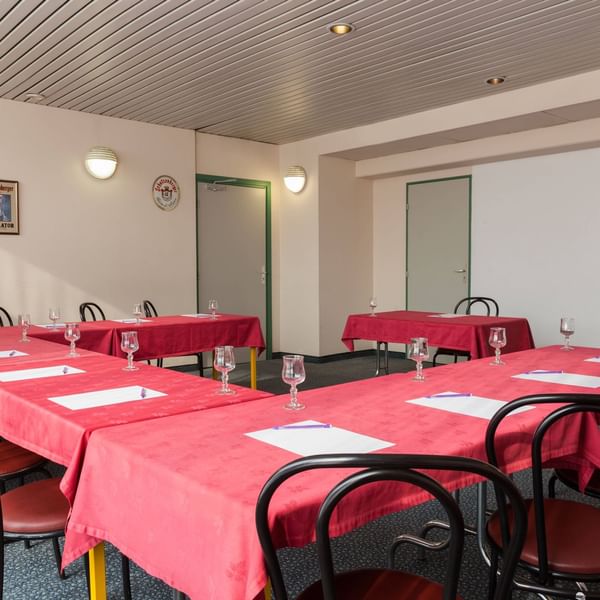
top-left (88, 543), bottom-right (107, 600)
top-left (250, 347), bottom-right (257, 390)
top-left (264, 578), bottom-right (272, 599)
top-left (212, 349), bottom-right (218, 380)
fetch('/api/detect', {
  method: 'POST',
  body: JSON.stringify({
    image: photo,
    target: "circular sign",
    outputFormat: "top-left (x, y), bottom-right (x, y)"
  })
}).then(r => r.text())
top-left (152, 175), bottom-right (180, 211)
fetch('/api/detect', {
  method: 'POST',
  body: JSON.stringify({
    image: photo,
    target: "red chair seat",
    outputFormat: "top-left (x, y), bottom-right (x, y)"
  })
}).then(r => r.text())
top-left (2, 478), bottom-right (68, 535)
top-left (298, 569), bottom-right (460, 600)
top-left (0, 440), bottom-right (45, 476)
top-left (487, 498), bottom-right (600, 575)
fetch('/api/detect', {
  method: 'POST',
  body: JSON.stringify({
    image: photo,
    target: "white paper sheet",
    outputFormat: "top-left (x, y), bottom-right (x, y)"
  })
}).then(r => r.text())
top-left (584, 356), bottom-right (600, 363)
top-left (429, 313), bottom-right (466, 318)
top-left (0, 350), bottom-right (28, 358)
top-left (48, 385), bottom-right (166, 410)
top-left (0, 365), bottom-right (85, 382)
top-left (111, 319), bottom-right (151, 324)
top-left (245, 420), bottom-right (395, 456)
top-left (181, 314), bottom-right (213, 318)
top-left (407, 391), bottom-right (535, 420)
top-left (512, 371), bottom-right (600, 388)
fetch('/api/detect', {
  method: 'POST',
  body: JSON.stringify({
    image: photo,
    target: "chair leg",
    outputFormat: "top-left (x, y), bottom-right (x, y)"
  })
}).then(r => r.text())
top-left (548, 473), bottom-right (558, 498)
top-left (487, 546), bottom-right (498, 600)
top-left (84, 551), bottom-right (91, 599)
top-left (173, 590), bottom-right (187, 599)
top-left (52, 537), bottom-right (66, 579)
top-left (197, 353), bottom-right (203, 377)
top-left (122, 553), bottom-right (132, 600)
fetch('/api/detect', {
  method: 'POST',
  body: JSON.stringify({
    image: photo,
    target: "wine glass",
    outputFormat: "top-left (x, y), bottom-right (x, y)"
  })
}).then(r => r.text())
top-left (408, 337), bottom-right (429, 381)
top-left (133, 303), bottom-right (143, 324)
top-left (560, 317), bottom-right (575, 351)
top-left (64, 322), bottom-right (81, 357)
top-left (282, 354), bottom-right (306, 410)
top-left (213, 346), bottom-right (235, 394)
top-left (49, 307), bottom-right (61, 329)
top-left (369, 296), bottom-right (377, 317)
top-left (121, 331), bottom-right (139, 371)
top-left (489, 327), bottom-right (507, 365)
top-left (17, 313), bottom-right (31, 342)
top-left (208, 299), bottom-right (219, 319)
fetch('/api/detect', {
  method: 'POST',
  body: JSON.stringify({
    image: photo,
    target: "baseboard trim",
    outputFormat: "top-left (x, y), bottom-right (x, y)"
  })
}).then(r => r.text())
top-left (272, 349), bottom-right (406, 363)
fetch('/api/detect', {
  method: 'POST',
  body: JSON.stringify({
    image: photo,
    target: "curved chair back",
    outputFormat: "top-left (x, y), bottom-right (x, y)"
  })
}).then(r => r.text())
top-left (256, 453), bottom-right (526, 600)
top-left (454, 296), bottom-right (499, 316)
top-left (0, 307), bottom-right (13, 327)
top-left (79, 302), bottom-right (106, 322)
top-left (486, 394), bottom-right (600, 585)
top-left (142, 300), bottom-right (158, 318)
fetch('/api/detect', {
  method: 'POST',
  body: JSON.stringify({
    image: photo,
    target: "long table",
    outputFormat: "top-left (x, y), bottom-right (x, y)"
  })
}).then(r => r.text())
top-left (63, 345), bottom-right (600, 599)
top-left (28, 313), bottom-right (266, 388)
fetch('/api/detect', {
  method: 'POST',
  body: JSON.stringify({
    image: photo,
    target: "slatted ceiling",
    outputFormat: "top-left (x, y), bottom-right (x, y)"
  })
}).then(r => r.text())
top-left (3, 1), bottom-right (600, 144)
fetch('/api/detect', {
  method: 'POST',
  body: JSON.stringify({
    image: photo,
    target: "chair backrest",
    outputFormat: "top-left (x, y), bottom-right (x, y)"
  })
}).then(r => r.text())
top-left (486, 394), bottom-right (600, 584)
top-left (454, 296), bottom-right (499, 316)
top-left (256, 453), bottom-right (526, 600)
top-left (142, 300), bottom-right (158, 318)
top-left (0, 307), bottom-right (13, 327)
top-left (79, 302), bottom-right (106, 322)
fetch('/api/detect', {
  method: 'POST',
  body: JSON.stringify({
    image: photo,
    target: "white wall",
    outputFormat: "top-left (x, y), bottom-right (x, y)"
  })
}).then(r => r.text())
top-left (0, 99), bottom-right (196, 324)
top-left (472, 148), bottom-right (600, 347)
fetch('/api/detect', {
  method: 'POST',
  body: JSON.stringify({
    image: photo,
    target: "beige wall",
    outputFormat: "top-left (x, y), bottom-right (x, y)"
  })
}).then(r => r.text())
top-left (318, 157), bottom-right (372, 355)
top-left (0, 99), bottom-right (196, 325)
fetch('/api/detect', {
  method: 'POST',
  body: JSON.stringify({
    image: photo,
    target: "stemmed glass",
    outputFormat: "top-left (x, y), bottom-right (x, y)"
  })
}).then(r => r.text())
top-left (489, 327), bottom-right (507, 365)
top-left (18, 314), bottom-right (31, 342)
top-left (282, 354), bottom-right (306, 410)
top-left (560, 317), bottom-right (575, 351)
top-left (214, 346), bottom-right (235, 394)
top-left (369, 297), bottom-right (377, 317)
top-left (133, 303), bottom-right (143, 324)
top-left (408, 337), bottom-right (429, 381)
top-left (208, 299), bottom-right (219, 319)
top-left (121, 331), bottom-right (139, 371)
top-left (49, 307), bottom-right (61, 329)
top-left (64, 323), bottom-right (80, 357)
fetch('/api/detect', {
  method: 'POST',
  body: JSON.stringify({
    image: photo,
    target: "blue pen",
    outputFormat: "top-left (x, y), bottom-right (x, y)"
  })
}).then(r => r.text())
top-left (62, 366), bottom-right (68, 374)
top-left (273, 423), bottom-right (332, 430)
top-left (8, 351), bottom-right (16, 357)
top-left (140, 388), bottom-right (147, 399)
top-left (427, 393), bottom-right (472, 398)
top-left (525, 370), bottom-right (563, 375)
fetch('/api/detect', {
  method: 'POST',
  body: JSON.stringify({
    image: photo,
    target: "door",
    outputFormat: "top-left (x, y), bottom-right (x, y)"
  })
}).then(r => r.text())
top-left (197, 176), bottom-right (271, 363)
top-left (406, 176), bottom-right (470, 312)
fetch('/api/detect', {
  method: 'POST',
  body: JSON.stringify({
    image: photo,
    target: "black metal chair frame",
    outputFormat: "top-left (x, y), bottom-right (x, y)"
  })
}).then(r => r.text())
top-left (0, 307), bottom-right (13, 327)
top-left (79, 302), bottom-right (106, 322)
top-left (486, 393), bottom-right (600, 599)
top-left (432, 296), bottom-right (499, 367)
top-left (256, 453), bottom-right (526, 600)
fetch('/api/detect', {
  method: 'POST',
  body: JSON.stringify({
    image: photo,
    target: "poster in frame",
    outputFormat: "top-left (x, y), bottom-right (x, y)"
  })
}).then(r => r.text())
top-left (0, 180), bottom-right (19, 235)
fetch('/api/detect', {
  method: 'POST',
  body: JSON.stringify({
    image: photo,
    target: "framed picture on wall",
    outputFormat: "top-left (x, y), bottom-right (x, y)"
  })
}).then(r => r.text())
top-left (0, 180), bottom-right (19, 235)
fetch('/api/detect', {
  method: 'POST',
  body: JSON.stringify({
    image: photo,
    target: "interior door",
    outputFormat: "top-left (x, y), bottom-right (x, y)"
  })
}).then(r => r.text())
top-left (406, 176), bottom-right (470, 312)
top-left (197, 178), bottom-right (270, 363)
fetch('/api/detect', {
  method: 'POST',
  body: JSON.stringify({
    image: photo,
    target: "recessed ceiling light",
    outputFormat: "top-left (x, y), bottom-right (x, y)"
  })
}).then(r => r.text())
top-left (24, 92), bottom-right (45, 102)
top-left (328, 22), bottom-right (355, 35)
top-left (486, 76), bottom-right (506, 86)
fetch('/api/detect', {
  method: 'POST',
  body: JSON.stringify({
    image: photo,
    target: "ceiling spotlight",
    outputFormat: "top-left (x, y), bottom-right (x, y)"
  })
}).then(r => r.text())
top-left (486, 76), bottom-right (506, 86)
top-left (328, 22), bottom-right (355, 35)
top-left (24, 92), bottom-right (45, 102)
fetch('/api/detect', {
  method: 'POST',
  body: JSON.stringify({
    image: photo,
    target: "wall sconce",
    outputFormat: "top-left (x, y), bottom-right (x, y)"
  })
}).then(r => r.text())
top-left (85, 146), bottom-right (118, 179)
top-left (283, 166), bottom-right (306, 193)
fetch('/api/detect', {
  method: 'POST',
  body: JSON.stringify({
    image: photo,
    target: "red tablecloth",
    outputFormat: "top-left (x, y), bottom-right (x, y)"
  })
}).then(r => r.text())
top-left (341, 310), bottom-right (535, 358)
top-left (28, 314), bottom-right (266, 360)
top-left (0, 352), bottom-right (271, 505)
top-left (63, 345), bottom-right (600, 599)
top-left (0, 327), bottom-right (88, 364)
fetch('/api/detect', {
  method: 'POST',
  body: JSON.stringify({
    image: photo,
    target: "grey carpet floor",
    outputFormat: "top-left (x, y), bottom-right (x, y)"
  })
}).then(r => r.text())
top-left (4, 355), bottom-right (600, 599)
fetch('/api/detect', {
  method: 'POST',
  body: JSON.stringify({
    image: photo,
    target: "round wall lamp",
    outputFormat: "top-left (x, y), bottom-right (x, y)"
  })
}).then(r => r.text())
top-left (283, 166), bottom-right (306, 193)
top-left (84, 146), bottom-right (118, 179)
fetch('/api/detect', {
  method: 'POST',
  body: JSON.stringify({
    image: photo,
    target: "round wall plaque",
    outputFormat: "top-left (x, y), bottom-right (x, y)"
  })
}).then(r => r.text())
top-left (152, 175), bottom-right (180, 211)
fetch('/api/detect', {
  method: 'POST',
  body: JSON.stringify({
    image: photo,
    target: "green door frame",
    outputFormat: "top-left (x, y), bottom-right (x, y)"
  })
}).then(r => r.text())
top-left (405, 175), bottom-right (472, 309)
top-left (195, 174), bottom-right (272, 359)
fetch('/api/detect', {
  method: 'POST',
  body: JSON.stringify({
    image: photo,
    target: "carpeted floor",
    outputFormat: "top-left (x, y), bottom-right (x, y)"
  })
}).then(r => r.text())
top-left (4, 355), bottom-right (600, 599)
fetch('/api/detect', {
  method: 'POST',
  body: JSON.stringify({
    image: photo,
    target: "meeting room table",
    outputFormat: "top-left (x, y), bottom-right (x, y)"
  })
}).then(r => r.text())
top-left (63, 344), bottom-right (600, 600)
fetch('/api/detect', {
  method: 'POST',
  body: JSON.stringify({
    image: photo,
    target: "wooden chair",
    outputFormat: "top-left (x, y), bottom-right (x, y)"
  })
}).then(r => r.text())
top-left (486, 394), bottom-right (600, 599)
top-left (79, 302), bottom-right (106, 322)
top-left (0, 308), bottom-right (12, 327)
top-left (432, 296), bottom-right (499, 366)
top-left (256, 453), bottom-right (526, 600)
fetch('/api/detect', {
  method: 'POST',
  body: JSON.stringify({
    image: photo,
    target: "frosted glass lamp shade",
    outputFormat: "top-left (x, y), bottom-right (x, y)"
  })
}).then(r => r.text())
top-left (283, 166), bottom-right (306, 193)
top-left (85, 147), bottom-right (118, 179)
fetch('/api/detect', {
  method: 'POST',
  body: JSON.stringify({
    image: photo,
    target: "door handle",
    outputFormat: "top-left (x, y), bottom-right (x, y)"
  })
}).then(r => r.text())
top-left (453, 269), bottom-right (466, 273)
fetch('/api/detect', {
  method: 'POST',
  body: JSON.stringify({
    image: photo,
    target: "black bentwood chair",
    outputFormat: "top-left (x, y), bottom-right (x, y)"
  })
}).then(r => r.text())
top-left (79, 302), bottom-right (106, 322)
top-left (256, 453), bottom-right (527, 600)
top-left (432, 296), bottom-right (500, 367)
top-left (486, 394), bottom-right (600, 599)
top-left (0, 307), bottom-right (13, 327)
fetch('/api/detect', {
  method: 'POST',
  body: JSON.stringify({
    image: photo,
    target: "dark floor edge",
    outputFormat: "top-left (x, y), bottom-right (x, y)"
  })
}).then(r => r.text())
top-left (272, 349), bottom-right (407, 363)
